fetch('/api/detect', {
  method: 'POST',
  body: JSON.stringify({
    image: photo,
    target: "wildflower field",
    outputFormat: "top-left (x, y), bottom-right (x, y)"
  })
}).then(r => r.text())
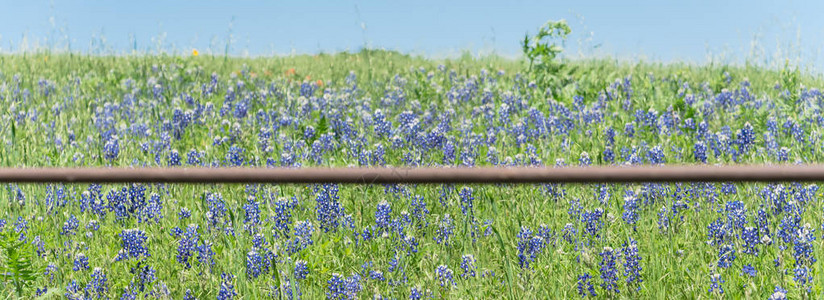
top-left (1, 50), bottom-right (823, 299)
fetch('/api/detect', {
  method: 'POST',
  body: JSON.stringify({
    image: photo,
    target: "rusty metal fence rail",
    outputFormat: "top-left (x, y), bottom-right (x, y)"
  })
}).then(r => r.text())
top-left (0, 165), bottom-right (822, 184)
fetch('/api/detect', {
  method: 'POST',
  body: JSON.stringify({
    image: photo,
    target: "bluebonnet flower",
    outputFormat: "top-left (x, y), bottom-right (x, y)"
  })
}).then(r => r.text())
top-left (85, 268), bottom-right (108, 298)
top-left (304, 125), bottom-right (316, 140)
top-left (717, 244), bottom-right (736, 268)
top-left (736, 122), bottom-right (755, 153)
top-left (741, 226), bottom-right (759, 256)
top-left (708, 273), bottom-right (724, 295)
top-left (45, 264), bottom-right (57, 284)
top-left (369, 270), bottom-right (385, 281)
top-left (251, 233), bottom-right (266, 249)
top-left (327, 273), bottom-right (361, 299)
top-left (179, 207), bottom-right (191, 219)
top-left (243, 196), bottom-right (261, 235)
top-left (31, 235), bottom-right (45, 257)
top-left (103, 136), bottom-right (119, 161)
top-left (693, 141), bottom-right (707, 163)
top-left (184, 289), bottom-right (196, 300)
top-left (218, 273), bottom-right (237, 300)
top-left (792, 223), bottom-right (816, 291)
top-left (273, 198), bottom-right (292, 238)
top-left (402, 235), bottom-right (419, 256)
top-left (115, 228), bottom-right (150, 261)
top-left (647, 146), bottom-right (665, 164)
top-left (294, 260), bottom-right (309, 280)
top-left (141, 192), bottom-right (163, 224)
top-left (577, 274), bottom-right (597, 297)
top-left (436, 265), bottom-right (455, 288)
top-left (460, 254), bottom-right (476, 278)
top-left (168, 149), bottom-right (181, 166)
top-left (603, 147), bottom-right (615, 163)
top-left (581, 208), bottom-right (604, 238)
top-left (205, 192), bottom-right (230, 233)
top-left (315, 184), bottom-right (344, 233)
top-left (327, 273), bottom-right (346, 299)
top-left (372, 109), bottom-right (392, 138)
top-left (622, 191), bottom-right (639, 230)
top-left (177, 224), bottom-right (199, 268)
top-left (14, 217), bottom-right (28, 241)
top-left (622, 238), bottom-right (642, 289)
top-left (197, 240), bottom-right (216, 268)
top-left (36, 287), bottom-right (47, 297)
top-left (725, 200), bottom-right (747, 231)
top-left (599, 247), bottom-right (620, 294)
top-left (741, 264), bottom-right (756, 277)
top-left (562, 223), bottom-right (577, 244)
top-left (410, 287), bottom-right (424, 300)
top-left (73, 253), bottom-right (90, 271)
top-left (375, 200), bottom-right (391, 230)
top-left (186, 149), bottom-right (202, 165)
top-left (516, 227), bottom-right (545, 269)
top-left (777, 147), bottom-right (789, 162)
top-left (65, 280), bottom-right (83, 300)
top-left (289, 220), bottom-right (315, 253)
top-left (458, 187), bottom-right (474, 217)
top-left (433, 215), bottom-right (454, 246)
top-left (226, 146), bottom-right (246, 166)
top-left (246, 250), bottom-right (269, 279)
top-left (410, 195), bottom-right (429, 229)
top-left (579, 152), bottom-right (591, 166)
top-left (769, 286), bottom-right (787, 300)
top-left (61, 214), bottom-right (79, 235)
top-left (706, 218), bottom-right (730, 246)
top-left (624, 123), bottom-right (635, 137)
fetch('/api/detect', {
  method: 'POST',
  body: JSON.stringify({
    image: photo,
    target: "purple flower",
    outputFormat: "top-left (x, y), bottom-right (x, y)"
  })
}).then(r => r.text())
top-left (599, 247), bottom-right (620, 294)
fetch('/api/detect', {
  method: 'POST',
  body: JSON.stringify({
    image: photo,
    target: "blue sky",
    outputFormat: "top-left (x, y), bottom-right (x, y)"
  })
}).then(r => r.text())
top-left (1, 0), bottom-right (822, 70)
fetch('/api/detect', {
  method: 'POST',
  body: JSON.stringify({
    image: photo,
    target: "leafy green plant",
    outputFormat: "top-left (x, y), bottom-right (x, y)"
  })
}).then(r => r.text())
top-left (521, 20), bottom-right (572, 93)
top-left (780, 59), bottom-right (801, 101)
top-left (0, 229), bottom-right (38, 297)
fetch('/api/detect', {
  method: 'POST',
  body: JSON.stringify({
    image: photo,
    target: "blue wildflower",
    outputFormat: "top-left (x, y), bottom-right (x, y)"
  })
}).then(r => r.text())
top-left (177, 224), bottom-right (199, 268)
top-left (294, 260), bottom-right (309, 280)
top-left (717, 244), bottom-right (736, 268)
top-left (433, 215), bottom-right (454, 246)
top-left (115, 228), bottom-right (150, 261)
top-left (577, 274), bottom-right (597, 297)
top-left (741, 264), bottom-right (756, 277)
top-left (168, 149), bottom-right (181, 166)
top-left (226, 145), bottom-right (246, 166)
top-left (315, 184), bottom-right (344, 233)
top-left (622, 191), bottom-right (639, 230)
top-left (460, 254), bottom-right (476, 279)
top-left (72, 253), bottom-right (89, 271)
top-left (436, 265), bottom-right (455, 288)
top-left (104, 136), bottom-right (119, 161)
top-left (708, 273), bottom-right (724, 295)
top-left (622, 238), bottom-right (643, 289)
top-left (217, 273), bottom-right (237, 300)
top-left (61, 214), bottom-right (79, 235)
top-left (85, 268), bottom-right (108, 298)
top-left (375, 200), bottom-right (392, 230)
top-left (599, 247), bottom-right (620, 294)
top-left (769, 286), bottom-right (787, 300)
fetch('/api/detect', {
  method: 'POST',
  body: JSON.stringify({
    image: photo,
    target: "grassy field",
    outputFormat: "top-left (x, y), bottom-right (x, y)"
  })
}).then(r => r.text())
top-left (0, 50), bottom-right (823, 299)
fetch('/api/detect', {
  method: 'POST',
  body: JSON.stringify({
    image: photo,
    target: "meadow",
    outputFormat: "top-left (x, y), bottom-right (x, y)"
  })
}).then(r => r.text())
top-left (0, 49), bottom-right (822, 299)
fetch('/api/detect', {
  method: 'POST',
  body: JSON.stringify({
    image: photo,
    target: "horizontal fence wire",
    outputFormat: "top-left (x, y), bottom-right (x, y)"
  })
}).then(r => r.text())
top-left (0, 165), bottom-right (821, 184)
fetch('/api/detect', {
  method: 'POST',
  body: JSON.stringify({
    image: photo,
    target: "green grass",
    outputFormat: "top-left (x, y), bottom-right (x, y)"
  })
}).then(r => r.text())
top-left (0, 50), bottom-right (822, 299)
